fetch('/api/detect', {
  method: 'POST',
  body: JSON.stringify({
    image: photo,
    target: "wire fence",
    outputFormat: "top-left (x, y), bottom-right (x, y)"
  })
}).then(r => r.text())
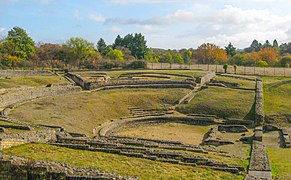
top-left (147, 63), bottom-right (291, 77)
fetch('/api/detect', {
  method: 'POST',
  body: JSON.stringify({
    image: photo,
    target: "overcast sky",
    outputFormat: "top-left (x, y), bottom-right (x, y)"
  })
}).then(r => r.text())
top-left (0, 0), bottom-right (291, 49)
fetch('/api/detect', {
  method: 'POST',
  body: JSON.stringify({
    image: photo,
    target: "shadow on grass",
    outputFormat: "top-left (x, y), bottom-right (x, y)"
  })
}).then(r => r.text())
top-left (243, 101), bottom-right (255, 120)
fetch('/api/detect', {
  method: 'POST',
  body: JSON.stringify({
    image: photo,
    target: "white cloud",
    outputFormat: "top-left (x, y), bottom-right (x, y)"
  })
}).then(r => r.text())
top-left (109, 27), bottom-right (123, 33)
top-left (89, 14), bottom-right (106, 23)
top-left (0, 27), bottom-right (5, 33)
top-left (74, 10), bottom-right (81, 20)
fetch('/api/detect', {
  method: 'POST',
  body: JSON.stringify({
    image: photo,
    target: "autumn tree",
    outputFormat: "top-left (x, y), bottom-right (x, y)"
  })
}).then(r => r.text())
top-left (194, 43), bottom-right (227, 64)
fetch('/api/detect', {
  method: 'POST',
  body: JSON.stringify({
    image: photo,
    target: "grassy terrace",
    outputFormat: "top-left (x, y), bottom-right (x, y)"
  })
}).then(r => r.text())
top-left (77, 70), bottom-right (206, 78)
top-left (3, 143), bottom-right (244, 180)
top-left (263, 77), bottom-right (291, 124)
top-left (117, 123), bottom-right (212, 145)
top-left (266, 148), bottom-right (291, 179)
top-left (214, 76), bottom-right (256, 89)
top-left (0, 75), bottom-right (68, 88)
top-left (11, 88), bottom-right (189, 135)
top-left (176, 86), bottom-right (255, 120)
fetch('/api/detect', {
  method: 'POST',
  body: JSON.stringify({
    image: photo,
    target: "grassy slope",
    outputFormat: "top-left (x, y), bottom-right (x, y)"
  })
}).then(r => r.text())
top-left (78, 70), bottom-right (205, 78)
top-left (0, 76), bottom-right (68, 88)
top-left (3, 143), bottom-right (244, 180)
top-left (176, 86), bottom-right (255, 120)
top-left (11, 88), bottom-right (189, 135)
top-left (263, 76), bottom-right (291, 115)
top-left (214, 76), bottom-right (255, 89)
top-left (266, 148), bottom-right (291, 179)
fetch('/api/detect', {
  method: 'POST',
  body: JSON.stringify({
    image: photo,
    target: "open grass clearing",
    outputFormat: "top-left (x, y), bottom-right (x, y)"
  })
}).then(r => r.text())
top-left (0, 75), bottom-right (68, 88)
top-left (266, 148), bottom-right (291, 179)
top-left (214, 76), bottom-right (255, 89)
top-left (10, 88), bottom-right (189, 136)
top-left (3, 143), bottom-right (244, 180)
top-left (176, 86), bottom-right (255, 120)
top-left (116, 123), bottom-right (212, 145)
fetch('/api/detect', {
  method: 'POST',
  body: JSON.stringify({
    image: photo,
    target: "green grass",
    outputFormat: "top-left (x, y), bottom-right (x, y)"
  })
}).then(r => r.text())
top-left (78, 70), bottom-right (205, 78)
top-left (266, 148), bottom-right (291, 179)
top-left (263, 76), bottom-right (291, 115)
top-left (0, 75), bottom-right (68, 88)
top-left (215, 76), bottom-right (255, 89)
top-left (11, 88), bottom-right (189, 136)
top-left (176, 86), bottom-right (255, 120)
top-left (3, 143), bottom-right (244, 180)
top-left (0, 120), bottom-right (19, 126)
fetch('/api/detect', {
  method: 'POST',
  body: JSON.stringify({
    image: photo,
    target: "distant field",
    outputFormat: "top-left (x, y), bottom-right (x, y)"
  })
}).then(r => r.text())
top-left (176, 86), bottom-right (255, 120)
top-left (214, 76), bottom-right (255, 89)
top-left (10, 88), bottom-right (189, 135)
top-left (117, 123), bottom-right (212, 145)
top-left (266, 148), bottom-right (291, 179)
top-left (77, 69), bottom-right (205, 78)
top-left (3, 143), bottom-right (244, 180)
top-left (0, 75), bottom-right (67, 88)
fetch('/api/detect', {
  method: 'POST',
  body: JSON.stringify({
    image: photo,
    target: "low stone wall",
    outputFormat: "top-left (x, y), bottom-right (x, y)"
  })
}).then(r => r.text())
top-left (218, 125), bottom-right (248, 133)
top-left (0, 70), bottom-right (52, 76)
top-left (222, 119), bottom-right (254, 128)
top-left (0, 129), bottom-right (57, 145)
top-left (0, 155), bottom-right (124, 179)
top-left (246, 141), bottom-right (272, 179)
top-left (65, 72), bottom-right (91, 89)
top-left (99, 115), bottom-right (216, 137)
top-left (119, 72), bottom-right (194, 79)
top-left (0, 85), bottom-right (81, 107)
top-left (194, 71), bottom-right (216, 85)
top-left (255, 77), bottom-right (264, 125)
top-left (217, 74), bottom-right (256, 81)
top-left (202, 127), bottom-right (234, 146)
top-left (90, 79), bottom-right (196, 89)
top-left (211, 80), bottom-right (240, 88)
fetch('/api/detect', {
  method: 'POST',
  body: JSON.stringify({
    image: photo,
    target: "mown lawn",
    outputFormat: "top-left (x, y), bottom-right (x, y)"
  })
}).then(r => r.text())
top-left (214, 76), bottom-right (255, 89)
top-left (263, 76), bottom-right (291, 115)
top-left (10, 88), bottom-right (189, 136)
top-left (0, 75), bottom-right (67, 88)
top-left (266, 148), bottom-right (291, 179)
top-left (3, 143), bottom-right (244, 180)
top-left (176, 86), bottom-right (255, 120)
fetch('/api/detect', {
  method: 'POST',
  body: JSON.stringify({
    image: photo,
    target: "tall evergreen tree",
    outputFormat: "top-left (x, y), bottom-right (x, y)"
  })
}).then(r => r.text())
top-left (97, 38), bottom-right (108, 56)
top-left (225, 42), bottom-right (237, 57)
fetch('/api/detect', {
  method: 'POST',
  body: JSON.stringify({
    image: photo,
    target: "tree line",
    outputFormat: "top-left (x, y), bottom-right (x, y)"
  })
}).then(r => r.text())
top-left (0, 26), bottom-right (291, 69)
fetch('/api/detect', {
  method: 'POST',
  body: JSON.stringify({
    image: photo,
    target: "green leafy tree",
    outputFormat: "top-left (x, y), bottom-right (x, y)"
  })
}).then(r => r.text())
top-left (245, 39), bottom-right (262, 52)
top-left (223, 64), bottom-right (229, 73)
top-left (108, 48), bottom-right (124, 61)
top-left (174, 53), bottom-right (184, 64)
top-left (255, 59), bottom-right (268, 67)
top-left (6, 27), bottom-right (35, 60)
top-left (97, 38), bottom-right (109, 56)
top-left (66, 37), bottom-right (95, 67)
top-left (280, 56), bottom-right (291, 67)
top-left (225, 42), bottom-right (237, 57)
top-left (182, 49), bottom-right (192, 64)
top-left (165, 51), bottom-right (173, 63)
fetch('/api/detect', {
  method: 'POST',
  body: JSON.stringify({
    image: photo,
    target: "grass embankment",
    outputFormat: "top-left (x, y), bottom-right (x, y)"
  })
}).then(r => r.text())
top-left (176, 86), bottom-right (255, 120)
top-left (214, 76), bottom-right (255, 89)
top-left (117, 123), bottom-right (212, 145)
top-left (263, 77), bottom-right (291, 125)
top-left (77, 70), bottom-right (205, 78)
top-left (0, 75), bottom-right (68, 88)
top-left (3, 143), bottom-right (244, 180)
top-left (266, 148), bottom-right (291, 179)
top-left (10, 88), bottom-right (189, 135)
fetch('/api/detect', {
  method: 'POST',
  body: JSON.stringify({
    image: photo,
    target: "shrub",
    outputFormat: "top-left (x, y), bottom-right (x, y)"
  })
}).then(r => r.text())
top-left (126, 60), bottom-right (147, 69)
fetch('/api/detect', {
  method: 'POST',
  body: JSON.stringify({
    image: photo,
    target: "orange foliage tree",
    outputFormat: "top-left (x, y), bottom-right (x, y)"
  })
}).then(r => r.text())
top-left (194, 43), bottom-right (227, 64)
